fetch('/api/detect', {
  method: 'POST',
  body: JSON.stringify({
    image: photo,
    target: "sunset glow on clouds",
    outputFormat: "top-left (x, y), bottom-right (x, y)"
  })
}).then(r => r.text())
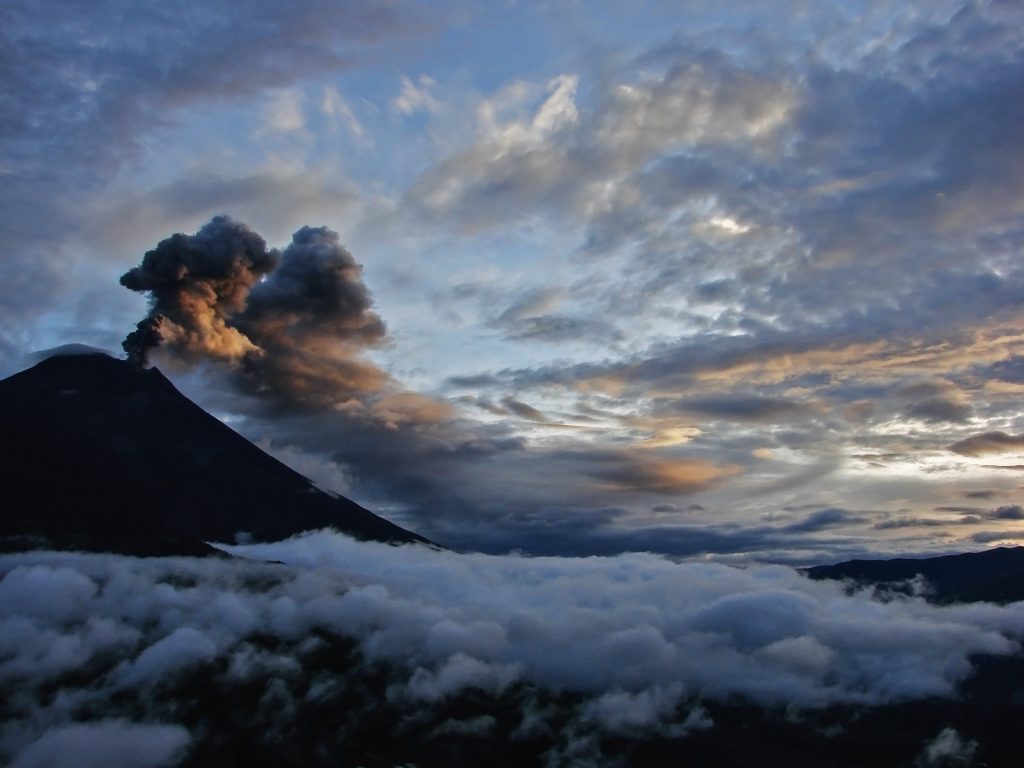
top-left (2, 0), bottom-right (1023, 561)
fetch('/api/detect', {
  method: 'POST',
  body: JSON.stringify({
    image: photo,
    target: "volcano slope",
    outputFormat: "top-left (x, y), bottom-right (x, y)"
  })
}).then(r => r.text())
top-left (0, 351), bottom-right (427, 556)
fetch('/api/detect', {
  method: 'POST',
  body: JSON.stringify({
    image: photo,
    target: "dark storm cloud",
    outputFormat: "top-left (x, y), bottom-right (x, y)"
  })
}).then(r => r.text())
top-left (949, 432), bottom-right (1024, 457)
top-left (121, 217), bottom-right (391, 407)
top-left (455, 332), bottom-right (804, 393)
top-left (693, 279), bottom-right (739, 303)
top-left (874, 517), bottom-right (951, 531)
top-left (212, 397), bottom-right (521, 541)
top-left (576, 449), bottom-right (740, 496)
top-left (986, 355), bottom-right (1024, 383)
top-left (361, 438), bottom-right (739, 550)
top-left (502, 314), bottom-right (625, 344)
top-left (338, 510), bottom-right (898, 563)
top-left (875, 512), bottom-right (1003, 530)
top-left (466, 325), bottom-right (955, 408)
top-left (896, 381), bottom-right (972, 424)
top-left (448, 285), bottom-right (625, 346)
top-left (493, 288), bottom-right (562, 326)
top-left (877, 506), bottom-right (1024, 530)
top-left (651, 503), bottom-right (704, 514)
top-left (207, 395), bottom-right (759, 558)
top-left (991, 505), bottom-right (1024, 520)
top-left (781, 508), bottom-right (869, 534)
top-left (500, 397), bottom-right (549, 423)
top-left (903, 398), bottom-right (973, 424)
top-left (971, 530), bottom-right (1024, 544)
top-left (162, 347), bottom-right (684, 555)
top-left (458, 396), bottom-right (508, 417)
top-left (669, 395), bottom-right (811, 423)
top-left (446, 373), bottom-right (503, 389)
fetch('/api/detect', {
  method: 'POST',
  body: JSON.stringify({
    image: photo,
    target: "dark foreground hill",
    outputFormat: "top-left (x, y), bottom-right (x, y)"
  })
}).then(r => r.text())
top-left (804, 546), bottom-right (1024, 604)
top-left (0, 351), bottom-right (428, 555)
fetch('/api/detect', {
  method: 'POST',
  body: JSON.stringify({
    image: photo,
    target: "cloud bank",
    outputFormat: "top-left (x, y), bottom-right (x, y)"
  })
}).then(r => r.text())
top-left (3, 533), bottom-right (1024, 764)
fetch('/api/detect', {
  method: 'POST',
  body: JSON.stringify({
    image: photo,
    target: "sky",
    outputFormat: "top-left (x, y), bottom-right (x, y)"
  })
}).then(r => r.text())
top-left (2, 0), bottom-right (1024, 562)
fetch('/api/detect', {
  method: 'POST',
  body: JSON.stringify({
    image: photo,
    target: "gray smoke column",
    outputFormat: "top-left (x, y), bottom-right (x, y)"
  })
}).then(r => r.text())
top-left (120, 216), bottom-right (279, 365)
top-left (237, 225), bottom-right (390, 407)
top-left (120, 217), bottom-right (390, 406)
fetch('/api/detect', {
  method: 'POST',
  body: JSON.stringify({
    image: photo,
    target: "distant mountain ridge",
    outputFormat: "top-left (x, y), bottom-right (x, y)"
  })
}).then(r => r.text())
top-left (0, 352), bottom-right (429, 556)
top-left (804, 546), bottom-right (1024, 604)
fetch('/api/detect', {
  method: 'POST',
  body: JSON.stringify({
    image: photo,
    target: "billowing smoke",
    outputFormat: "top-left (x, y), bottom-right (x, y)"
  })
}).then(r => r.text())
top-left (3, 533), bottom-right (1024, 765)
top-left (121, 216), bottom-right (389, 407)
top-left (120, 216), bottom-right (278, 365)
top-left (235, 224), bottom-right (389, 407)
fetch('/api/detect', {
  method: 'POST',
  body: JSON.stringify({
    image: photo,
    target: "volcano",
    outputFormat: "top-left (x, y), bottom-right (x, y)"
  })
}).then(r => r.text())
top-left (804, 545), bottom-right (1024, 605)
top-left (0, 350), bottom-right (429, 556)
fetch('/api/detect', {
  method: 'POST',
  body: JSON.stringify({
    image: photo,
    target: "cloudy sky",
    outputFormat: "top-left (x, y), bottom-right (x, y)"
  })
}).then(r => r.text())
top-left (3, 0), bottom-right (1024, 562)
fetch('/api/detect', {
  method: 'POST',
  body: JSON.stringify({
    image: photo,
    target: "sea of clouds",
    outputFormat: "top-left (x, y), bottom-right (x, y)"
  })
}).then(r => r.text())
top-left (3, 530), bottom-right (1024, 765)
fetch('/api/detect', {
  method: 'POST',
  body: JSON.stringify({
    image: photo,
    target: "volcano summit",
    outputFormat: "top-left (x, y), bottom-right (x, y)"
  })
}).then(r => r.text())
top-left (0, 350), bottom-right (428, 556)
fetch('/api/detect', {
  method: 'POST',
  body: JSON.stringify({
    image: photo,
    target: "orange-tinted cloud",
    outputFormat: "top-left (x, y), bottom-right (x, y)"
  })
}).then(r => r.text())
top-left (586, 449), bottom-right (741, 495)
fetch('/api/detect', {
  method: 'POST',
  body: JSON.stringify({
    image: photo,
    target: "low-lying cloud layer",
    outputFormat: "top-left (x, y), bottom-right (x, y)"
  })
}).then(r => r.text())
top-left (3, 532), bottom-right (1023, 765)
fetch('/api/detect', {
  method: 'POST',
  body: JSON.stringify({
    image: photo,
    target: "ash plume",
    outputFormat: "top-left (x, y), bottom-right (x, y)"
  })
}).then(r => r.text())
top-left (120, 216), bottom-right (389, 407)
top-left (120, 216), bottom-right (279, 366)
top-left (236, 224), bottom-right (390, 407)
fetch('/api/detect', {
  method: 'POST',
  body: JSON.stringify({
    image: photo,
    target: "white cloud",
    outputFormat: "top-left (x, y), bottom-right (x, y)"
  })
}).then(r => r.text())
top-left (223, 531), bottom-right (1024, 708)
top-left (394, 74), bottom-right (440, 115)
top-left (253, 89), bottom-right (308, 139)
top-left (0, 564), bottom-right (97, 623)
top-left (405, 54), bottom-right (796, 234)
top-left (255, 439), bottom-right (354, 496)
top-left (11, 722), bottom-right (189, 768)
top-left (594, 61), bottom-right (796, 164)
top-left (919, 727), bottom-right (977, 766)
top-left (400, 652), bottom-right (520, 703)
top-left (476, 75), bottom-right (579, 142)
top-left (114, 627), bottom-right (220, 688)
top-left (581, 683), bottom-right (687, 735)
top-left (321, 86), bottom-right (365, 140)
top-left (1, 532), bottom-right (1023, 762)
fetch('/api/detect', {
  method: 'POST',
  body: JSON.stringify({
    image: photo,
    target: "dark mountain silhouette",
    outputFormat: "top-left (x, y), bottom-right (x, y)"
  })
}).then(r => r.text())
top-left (804, 546), bottom-right (1024, 604)
top-left (0, 351), bottom-right (429, 556)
